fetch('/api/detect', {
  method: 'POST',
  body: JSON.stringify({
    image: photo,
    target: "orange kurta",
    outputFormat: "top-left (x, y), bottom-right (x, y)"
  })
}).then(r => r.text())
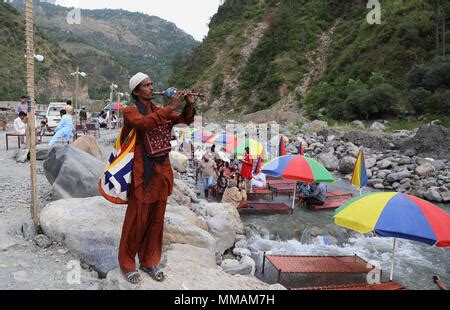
top-left (118, 100), bottom-right (195, 273)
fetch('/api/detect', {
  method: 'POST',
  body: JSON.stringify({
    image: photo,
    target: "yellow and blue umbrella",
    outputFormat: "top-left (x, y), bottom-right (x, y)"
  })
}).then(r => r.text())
top-left (226, 138), bottom-right (263, 159)
top-left (334, 192), bottom-right (450, 280)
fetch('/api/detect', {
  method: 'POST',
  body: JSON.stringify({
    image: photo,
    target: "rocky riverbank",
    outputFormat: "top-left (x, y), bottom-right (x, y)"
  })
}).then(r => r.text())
top-left (274, 121), bottom-right (450, 203)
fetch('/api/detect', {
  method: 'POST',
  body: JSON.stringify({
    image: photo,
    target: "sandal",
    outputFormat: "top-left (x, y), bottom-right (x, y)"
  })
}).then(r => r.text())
top-left (124, 270), bottom-right (141, 284)
top-left (140, 265), bottom-right (165, 282)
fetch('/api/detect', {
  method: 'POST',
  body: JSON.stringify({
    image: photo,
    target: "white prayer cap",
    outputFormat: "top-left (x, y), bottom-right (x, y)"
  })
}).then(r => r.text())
top-left (129, 72), bottom-right (149, 92)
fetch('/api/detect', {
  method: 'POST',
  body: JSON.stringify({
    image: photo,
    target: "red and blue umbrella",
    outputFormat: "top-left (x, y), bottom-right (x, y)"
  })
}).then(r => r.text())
top-left (334, 192), bottom-right (450, 280)
top-left (104, 102), bottom-right (125, 111)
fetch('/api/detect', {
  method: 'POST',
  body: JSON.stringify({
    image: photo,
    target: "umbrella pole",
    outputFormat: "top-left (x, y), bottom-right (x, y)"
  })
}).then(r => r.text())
top-left (291, 184), bottom-right (296, 211)
top-left (390, 238), bottom-right (397, 281)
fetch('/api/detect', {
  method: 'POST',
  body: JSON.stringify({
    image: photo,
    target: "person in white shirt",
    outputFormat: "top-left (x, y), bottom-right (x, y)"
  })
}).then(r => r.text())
top-left (194, 146), bottom-right (205, 184)
top-left (13, 111), bottom-right (28, 144)
top-left (251, 172), bottom-right (267, 188)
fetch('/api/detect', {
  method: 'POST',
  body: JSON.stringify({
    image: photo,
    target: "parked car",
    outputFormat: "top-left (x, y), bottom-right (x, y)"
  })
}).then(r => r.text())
top-left (46, 102), bottom-right (66, 128)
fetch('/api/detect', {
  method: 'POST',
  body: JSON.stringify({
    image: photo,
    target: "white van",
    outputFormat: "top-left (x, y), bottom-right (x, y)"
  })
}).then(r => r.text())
top-left (46, 102), bottom-right (66, 128)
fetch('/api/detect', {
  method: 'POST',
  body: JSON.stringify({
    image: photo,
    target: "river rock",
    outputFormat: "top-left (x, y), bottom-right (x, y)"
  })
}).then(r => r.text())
top-left (193, 202), bottom-right (245, 235)
top-left (343, 142), bottom-right (359, 158)
top-left (404, 148), bottom-right (417, 157)
top-left (431, 160), bottom-right (446, 171)
top-left (370, 122), bottom-right (385, 132)
top-left (234, 239), bottom-right (248, 249)
top-left (365, 157), bottom-right (377, 169)
top-left (72, 135), bottom-right (104, 161)
top-left (36, 144), bottom-right (52, 160)
top-left (317, 152), bottom-right (339, 171)
top-left (14, 149), bottom-right (29, 163)
top-left (164, 213), bottom-right (216, 252)
top-left (169, 151), bottom-right (189, 173)
top-left (338, 156), bottom-right (356, 174)
top-left (377, 159), bottom-right (392, 169)
top-left (302, 120), bottom-right (328, 132)
top-left (386, 170), bottom-right (412, 183)
top-left (232, 247), bottom-right (251, 257)
top-left (43, 145), bottom-right (105, 199)
top-left (206, 217), bottom-right (236, 256)
top-left (34, 234), bottom-right (52, 248)
top-left (104, 244), bottom-right (282, 290)
top-left (441, 191), bottom-right (450, 203)
top-left (373, 183), bottom-right (384, 189)
top-left (351, 120), bottom-right (365, 128)
top-left (415, 163), bottom-right (435, 177)
top-left (424, 188), bottom-right (442, 202)
top-left (367, 179), bottom-right (384, 186)
top-left (166, 204), bottom-right (208, 231)
top-left (286, 144), bottom-right (298, 154)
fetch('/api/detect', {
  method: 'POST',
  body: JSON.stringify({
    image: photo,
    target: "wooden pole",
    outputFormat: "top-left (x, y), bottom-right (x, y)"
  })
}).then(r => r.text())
top-left (74, 66), bottom-right (79, 125)
top-left (25, 0), bottom-right (39, 229)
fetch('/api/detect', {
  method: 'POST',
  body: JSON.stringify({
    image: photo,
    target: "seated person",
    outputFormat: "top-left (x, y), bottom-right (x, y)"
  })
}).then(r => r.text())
top-left (251, 172), bottom-right (267, 188)
top-left (236, 173), bottom-right (247, 192)
top-left (49, 109), bottom-right (74, 147)
top-left (296, 182), bottom-right (311, 197)
top-left (301, 182), bottom-right (327, 207)
top-left (98, 112), bottom-right (108, 128)
top-left (221, 161), bottom-right (234, 180)
top-left (13, 111), bottom-right (28, 144)
top-left (221, 180), bottom-right (248, 209)
top-left (214, 170), bottom-right (228, 200)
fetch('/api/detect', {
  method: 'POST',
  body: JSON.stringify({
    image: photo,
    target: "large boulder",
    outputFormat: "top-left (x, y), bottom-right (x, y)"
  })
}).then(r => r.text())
top-left (192, 202), bottom-right (245, 235)
top-left (370, 122), bottom-right (386, 132)
top-left (43, 145), bottom-right (105, 199)
top-left (415, 163), bottom-right (435, 177)
top-left (206, 217), bottom-right (236, 256)
top-left (39, 197), bottom-right (125, 277)
top-left (301, 120), bottom-right (328, 132)
top-left (386, 170), bottom-right (412, 183)
top-left (36, 144), bottom-right (52, 161)
top-left (424, 188), bottom-right (442, 202)
top-left (169, 151), bottom-right (189, 173)
top-left (40, 196), bottom-right (217, 276)
top-left (351, 120), bottom-right (365, 128)
top-left (338, 156), bottom-right (356, 174)
top-left (317, 152), bottom-right (339, 171)
top-left (104, 243), bottom-right (284, 290)
top-left (163, 212), bottom-right (216, 251)
top-left (72, 135), bottom-right (104, 161)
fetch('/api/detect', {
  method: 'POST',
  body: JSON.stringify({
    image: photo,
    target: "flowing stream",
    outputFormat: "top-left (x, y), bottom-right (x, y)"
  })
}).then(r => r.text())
top-left (241, 179), bottom-right (450, 290)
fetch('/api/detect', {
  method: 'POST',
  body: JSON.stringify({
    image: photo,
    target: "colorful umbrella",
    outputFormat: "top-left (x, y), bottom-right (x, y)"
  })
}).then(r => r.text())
top-left (226, 138), bottom-right (263, 159)
top-left (104, 102), bottom-right (125, 111)
top-left (262, 155), bottom-right (335, 210)
top-left (254, 145), bottom-right (269, 175)
top-left (261, 155), bottom-right (336, 183)
top-left (334, 192), bottom-right (450, 280)
top-left (191, 129), bottom-right (210, 142)
top-left (203, 133), bottom-right (237, 145)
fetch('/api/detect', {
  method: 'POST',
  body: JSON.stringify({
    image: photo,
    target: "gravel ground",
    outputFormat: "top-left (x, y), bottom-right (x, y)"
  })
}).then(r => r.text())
top-left (0, 132), bottom-right (110, 290)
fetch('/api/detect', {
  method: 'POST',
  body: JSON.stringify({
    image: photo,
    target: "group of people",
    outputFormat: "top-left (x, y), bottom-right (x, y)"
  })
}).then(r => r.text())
top-left (191, 144), bottom-right (262, 209)
top-left (98, 110), bottom-right (119, 129)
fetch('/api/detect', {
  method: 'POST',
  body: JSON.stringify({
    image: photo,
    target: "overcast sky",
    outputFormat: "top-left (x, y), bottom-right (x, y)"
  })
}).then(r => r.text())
top-left (54, 0), bottom-right (223, 41)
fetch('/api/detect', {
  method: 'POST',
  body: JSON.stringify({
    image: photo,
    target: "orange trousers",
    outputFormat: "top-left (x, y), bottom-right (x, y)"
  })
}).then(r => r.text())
top-left (118, 195), bottom-right (167, 273)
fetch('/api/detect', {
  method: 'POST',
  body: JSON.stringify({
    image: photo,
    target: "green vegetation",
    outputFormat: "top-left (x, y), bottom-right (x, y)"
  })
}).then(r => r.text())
top-left (8, 1), bottom-right (198, 100)
top-left (0, 2), bottom-right (75, 101)
top-left (305, 0), bottom-right (450, 121)
top-left (170, 0), bottom-right (449, 125)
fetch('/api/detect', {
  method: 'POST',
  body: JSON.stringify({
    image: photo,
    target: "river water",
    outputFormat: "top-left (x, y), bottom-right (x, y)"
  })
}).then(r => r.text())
top-left (241, 179), bottom-right (450, 290)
